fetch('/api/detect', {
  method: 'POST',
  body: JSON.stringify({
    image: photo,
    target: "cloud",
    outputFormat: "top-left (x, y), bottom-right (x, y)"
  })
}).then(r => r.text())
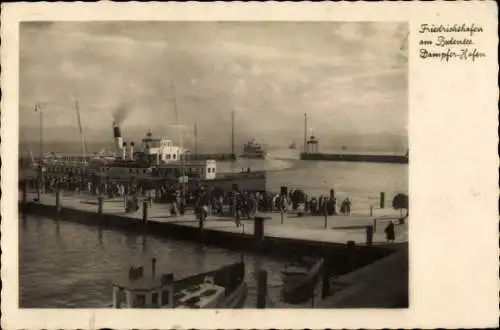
top-left (20, 22), bottom-right (408, 146)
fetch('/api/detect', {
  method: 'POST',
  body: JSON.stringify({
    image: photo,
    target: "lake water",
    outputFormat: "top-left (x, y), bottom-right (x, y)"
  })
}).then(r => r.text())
top-left (19, 215), bottom-right (288, 308)
top-left (19, 153), bottom-right (407, 308)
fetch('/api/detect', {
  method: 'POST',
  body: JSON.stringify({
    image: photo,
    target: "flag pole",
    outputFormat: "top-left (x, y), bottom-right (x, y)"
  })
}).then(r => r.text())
top-left (35, 103), bottom-right (43, 160)
top-left (194, 123), bottom-right (198, 156)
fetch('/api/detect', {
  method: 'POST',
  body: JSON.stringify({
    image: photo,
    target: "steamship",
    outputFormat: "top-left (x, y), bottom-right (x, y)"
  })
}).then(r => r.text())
top-left (31, 122), bottom-right (267, 192)
top-left (240, 138), bottom-right (267, 159)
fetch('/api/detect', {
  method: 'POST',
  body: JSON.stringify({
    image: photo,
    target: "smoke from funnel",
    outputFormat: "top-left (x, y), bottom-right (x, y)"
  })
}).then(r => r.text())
top-left (112, 101), bottom-right (133, 126)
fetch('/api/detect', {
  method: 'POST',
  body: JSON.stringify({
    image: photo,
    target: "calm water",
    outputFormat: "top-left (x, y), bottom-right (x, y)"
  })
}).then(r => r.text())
top-left (19, 215), bottom-right (287, 308)
top-left (19, 154), bottom-right (407, 308)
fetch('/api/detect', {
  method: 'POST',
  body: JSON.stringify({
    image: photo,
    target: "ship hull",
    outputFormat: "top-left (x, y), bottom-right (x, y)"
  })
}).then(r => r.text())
top-left (239, 154), bottom-right (267, 159)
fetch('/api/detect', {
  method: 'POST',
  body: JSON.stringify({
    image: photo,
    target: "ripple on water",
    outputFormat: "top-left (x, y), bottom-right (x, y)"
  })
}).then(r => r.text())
top-left (19, 216), bottom-right (286, 308)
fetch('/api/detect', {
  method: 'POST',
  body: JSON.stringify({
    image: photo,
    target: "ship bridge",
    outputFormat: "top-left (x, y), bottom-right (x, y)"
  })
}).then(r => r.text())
top-left (141, 130), bottom-right (184, 164)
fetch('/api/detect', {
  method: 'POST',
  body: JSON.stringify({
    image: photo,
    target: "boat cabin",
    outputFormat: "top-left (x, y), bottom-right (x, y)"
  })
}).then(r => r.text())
top-left (141, 130), bottom-right (184, 164)
top-left (152, 160), bottom-right (217, 180)
top-left (112, 263), bottom-right (175, 308)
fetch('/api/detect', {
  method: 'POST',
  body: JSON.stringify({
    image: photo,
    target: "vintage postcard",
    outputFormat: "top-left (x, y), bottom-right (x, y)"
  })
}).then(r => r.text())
top-left (1, 2), bottom-right (498, 329)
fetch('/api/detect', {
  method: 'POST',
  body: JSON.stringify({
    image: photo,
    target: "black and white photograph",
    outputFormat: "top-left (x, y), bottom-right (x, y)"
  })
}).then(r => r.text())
top-left (3, 3), bottom-right (498, 329)
top-left (17, 21), bottom-right (409, 309)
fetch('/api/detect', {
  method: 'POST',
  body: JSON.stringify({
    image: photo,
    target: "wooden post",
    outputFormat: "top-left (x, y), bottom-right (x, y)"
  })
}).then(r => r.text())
top-left (370, 205), bottom-right (373, 216)
top-left (256, 269), bottom-right (268, 308)
top-left (323, 202), bottom-right (328, 229)
top-left (36, 177), bottom-right (41, 200)
top-left (366, 225), bottom-right (374, 246)
top-left (254, 216), bottom-right (264, 251)
top-left (22, 180), bottom-right (28, 205)
top-left (280, 207), bottom-right (284, 224)
top-left (346, 240), bottom-right (356, 272)
top-left (321, 269), bottom-right (331, 299)
top-left (380, 192), bottom-right (385, 209)
top-left (55, 189), bottom-right (62, 216)
top-left (240, 224), bottom-right (245, 262)
top-left (142, 201), bottom-right (148, 224)
top-left (199, 212), bottom-right (205, 230)
top-left (254, 216), bottom-right (265, 250)
top-left (373, 218), bottom-right (377, 232)
top-left (98, 196), bottom-right (104, 217)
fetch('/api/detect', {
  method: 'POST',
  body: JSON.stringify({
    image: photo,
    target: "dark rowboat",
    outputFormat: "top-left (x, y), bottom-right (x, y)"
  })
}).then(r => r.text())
top-left (280, 257), bottom-right (324, 304)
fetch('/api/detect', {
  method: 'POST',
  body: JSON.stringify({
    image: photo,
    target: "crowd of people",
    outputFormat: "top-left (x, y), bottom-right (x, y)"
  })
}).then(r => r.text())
top-left (23, 173), bottom-right (360, 221)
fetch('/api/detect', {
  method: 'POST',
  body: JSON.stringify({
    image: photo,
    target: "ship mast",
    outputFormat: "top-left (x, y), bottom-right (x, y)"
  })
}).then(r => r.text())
top-left (231, 109), bottom-right (235, 156)
top-left (194, 122), bottom-right (198, 156)
top-left (171, 82), bottom-right (187, 200)
top-left (74, 99), bottom-right (87, 162)
top-left (303, 113), bottom-right (307, 153)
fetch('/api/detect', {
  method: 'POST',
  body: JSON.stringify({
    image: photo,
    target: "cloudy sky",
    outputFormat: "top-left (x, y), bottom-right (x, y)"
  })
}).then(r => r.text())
top-left (20, 21), bottom-right (408, 148)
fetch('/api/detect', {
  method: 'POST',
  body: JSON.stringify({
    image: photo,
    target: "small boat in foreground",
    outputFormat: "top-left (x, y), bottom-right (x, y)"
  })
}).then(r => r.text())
top-left (111, 259), bottom-right (247, 308)
top-left (280, 257), bottom-right (324, 304)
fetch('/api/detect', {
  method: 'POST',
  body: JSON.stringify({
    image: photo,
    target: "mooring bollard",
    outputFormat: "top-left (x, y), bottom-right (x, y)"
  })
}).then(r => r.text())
top-left (366, 225), bottom-right (374, 246)
top-left (256, 269), bottom-right (268, 308)
top-left (142, 201), bottom-right (148, 223)
top-left (98, 196), bottom-right (104, 217)
top-left (55, 189), bottom-right (62, 216)
top-left (380, 192), bottom-right (385, 209)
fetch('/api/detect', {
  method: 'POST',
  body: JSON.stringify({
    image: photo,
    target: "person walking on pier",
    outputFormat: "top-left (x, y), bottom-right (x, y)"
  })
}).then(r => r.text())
top-left (384, 221), bottom-right (395, 243)
top-left (345, 197), bottom-right (351, 216)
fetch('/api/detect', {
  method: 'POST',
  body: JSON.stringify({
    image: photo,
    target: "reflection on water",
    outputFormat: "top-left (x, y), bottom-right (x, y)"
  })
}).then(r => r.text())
top-left (19, 215), bottom-right (286, 308)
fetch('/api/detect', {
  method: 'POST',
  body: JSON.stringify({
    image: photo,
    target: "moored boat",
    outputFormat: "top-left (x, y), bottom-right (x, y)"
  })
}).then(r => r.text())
top-left (280, 257), bottom-right (324, 304)
top-left (112, 258), bottom-right (247, 309)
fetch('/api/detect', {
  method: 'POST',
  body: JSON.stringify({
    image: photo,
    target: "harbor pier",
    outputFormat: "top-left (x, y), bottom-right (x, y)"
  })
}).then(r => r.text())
top-left (20, 189), bottom-right (407, 263)
top-left (19, 188), bottom-right (408, 308)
